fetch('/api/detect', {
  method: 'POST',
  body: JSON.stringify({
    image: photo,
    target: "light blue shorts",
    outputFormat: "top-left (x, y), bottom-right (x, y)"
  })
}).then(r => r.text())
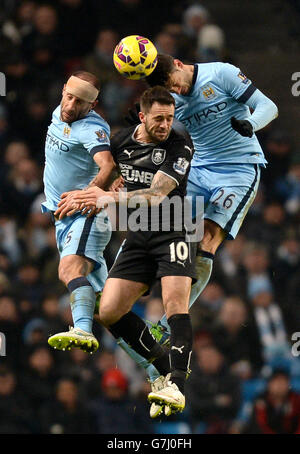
top-left (187, 163), bottom-right (261, 239)
top-left (54, 211), bottom-right (112, 292)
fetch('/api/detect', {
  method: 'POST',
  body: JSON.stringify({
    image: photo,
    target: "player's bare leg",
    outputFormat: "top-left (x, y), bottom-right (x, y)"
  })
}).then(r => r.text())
top-left (48, 255), bottom-right (100, 353)
top-left (98, 278), bottom-right (148, 326)
top-left (200, 219), bottom-right (226, 254)
top-left (148, 275), bottom-right (192, 416)
top-left (93, 278), bottom-right (163, 399)
top-left (99, 278), bottom-right (171, 406)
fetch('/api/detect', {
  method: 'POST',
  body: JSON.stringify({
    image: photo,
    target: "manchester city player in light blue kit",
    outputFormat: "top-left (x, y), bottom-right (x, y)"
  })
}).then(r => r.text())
top-left (146, 54), bottom-right (278, 340)
top-left (43, 71), bottom-right (116, 353)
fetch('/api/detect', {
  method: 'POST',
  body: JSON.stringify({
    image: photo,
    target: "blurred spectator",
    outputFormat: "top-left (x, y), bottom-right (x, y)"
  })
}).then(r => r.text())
top-left (161, 23), bottom-right (187, 60)
top-left (3, 140), bottom-right (30, 169)
top-left (154, 31), bottom-right (179, 57)
top-left (90, 367), bottom-right (152, 434)
top-left (60, 348), bottom-right (95, 390)
top-left (196, 23), bottom-right (225, 62)
top-left (0, 158), bottom-right (42, 223)
top-left (115, 343), bottom-right (147, 397)
top-left (40, 294), bottom-right (66, 338)
top-left (100, 76), bottom-right (145, 125)
top-left (0, 250), bottom-right (14, 279)
top-left (190, 281), bottom-right (226, 331)
top-left (0, 365), bottom-right (34, 433)
top-left (20, 345), bottom-right (57, 414)
top-left (22, 5), bottom-right (63, 93)
top-left (261, 130), bottom-right (292, 197)
top-left (275, 153), bottom-right (300, 215)
top-left (244, 369), bottom-right (300, 434)
top-left (240, 242), bottom-right (272, 301)
top-left (83, 29), bottom-right (119, 86)
top-left (103, 0), bottom-right (163, 38)
top-left (246, 202), bottom-right (287, 254)
top-left (88, 348), bottom-right (117, 398)
top-left (287, 261), bottom-right (300, 335)
top-left (22, 5), bottom-right (59, 61)
top-left (248, 275), bottom-right (291, 368)
top-left (4, 51), bottom-right (33, 136)
top-left (214, 234), bottom-right (246, 295)
top-left (21, 92), bottom-right (51, 159)
top-left (39, 378), bottom-right (94, 434)
top-left (22, 318), bottom-right (48, 346)
top-left (0, 295), bottom-right (21, 363)
top-left (0, 102), bottom-right (9, 148)
top-left (14, 261), bottom-right (44, 306)
top-left (212, 296), bottom-right (263, 378)
top-left (57, 0), bottom-right (98, 59)
top-left (25, 193), bottom-right (52, 259)
top-left (242, 243), bottom-right (270, 278)
top-left (182, 4), bottom-right (209, 39)
top-left (36, 225), bottom-right (62, 293)
top-left (273, 231), bottom-right (300, 327)
top-left (180, 3), bottom-right (211, 60)
top-left (2, 0), bottom-right (36, 45)
top-left (0, 216), bottom-right (22, 264)
top-left (185, 344), bottom-right (241, 434)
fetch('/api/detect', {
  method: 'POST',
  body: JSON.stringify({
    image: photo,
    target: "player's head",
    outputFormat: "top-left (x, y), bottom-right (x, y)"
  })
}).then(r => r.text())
top-left (61, 71), bottom-right (100, 123)
top-left (146, 54), bottom-right (193, 96)
top-left (139, 85), bottom-right (175, 143)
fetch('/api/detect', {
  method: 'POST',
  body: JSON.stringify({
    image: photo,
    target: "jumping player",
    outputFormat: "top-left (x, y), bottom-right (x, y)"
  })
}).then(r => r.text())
top-left (146, 55), bottom-right (278, 338)
top-left (55, 86), bottom-right (197, 417)
top-left (42, 71), bottom-right (116, 353)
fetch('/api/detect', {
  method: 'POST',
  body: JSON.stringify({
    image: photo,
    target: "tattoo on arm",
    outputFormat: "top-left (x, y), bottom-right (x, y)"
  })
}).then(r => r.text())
top-left (116, 171), bottom-right (176, 205)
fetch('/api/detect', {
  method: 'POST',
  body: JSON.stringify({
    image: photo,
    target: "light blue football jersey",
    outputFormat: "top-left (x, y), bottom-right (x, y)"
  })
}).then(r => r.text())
top-left (173, 62), bottom-right (267, 167)
top-left (42, 106), bottom-right (110, 212)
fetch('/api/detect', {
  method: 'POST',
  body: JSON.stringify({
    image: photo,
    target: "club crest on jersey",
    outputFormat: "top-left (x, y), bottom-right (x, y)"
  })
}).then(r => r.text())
top-left (63, 126), bottom-right (71, 137)
top-left (95, 130), bottom-right (107, 143)
top-left (173, 157), bottom-right (189, 175)
top-left (201, 84), bottom-right (216, 100)
top-left (152, 148), bottom-right (166, 165)
top-left (238, 71), bottom-right (249, 84)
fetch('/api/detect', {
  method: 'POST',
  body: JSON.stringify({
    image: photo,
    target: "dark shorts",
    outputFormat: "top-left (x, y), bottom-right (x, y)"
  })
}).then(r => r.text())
top-left (108, 229), bottom-right (197, 288)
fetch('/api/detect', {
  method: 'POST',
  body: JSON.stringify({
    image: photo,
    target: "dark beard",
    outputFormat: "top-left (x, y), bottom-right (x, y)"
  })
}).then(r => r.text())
top-left (145, 124), bottom-right (169, 144)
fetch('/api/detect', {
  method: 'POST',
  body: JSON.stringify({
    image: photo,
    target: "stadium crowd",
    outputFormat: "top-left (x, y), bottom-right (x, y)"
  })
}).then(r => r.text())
top-left (1, 0), bottom-right (300, 434)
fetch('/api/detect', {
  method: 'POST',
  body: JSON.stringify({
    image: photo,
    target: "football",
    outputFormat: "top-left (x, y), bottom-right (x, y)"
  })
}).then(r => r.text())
top-left (113, 35), bottom-right (158, 80)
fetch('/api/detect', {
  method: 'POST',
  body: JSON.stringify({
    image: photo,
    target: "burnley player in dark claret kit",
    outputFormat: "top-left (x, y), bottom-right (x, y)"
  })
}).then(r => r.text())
top-left (55, 86), bottom-right (197, 418)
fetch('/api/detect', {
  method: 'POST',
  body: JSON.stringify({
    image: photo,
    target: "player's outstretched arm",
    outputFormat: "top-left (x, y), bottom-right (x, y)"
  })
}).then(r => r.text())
top-left (244, 89), bottom-right (278, 132)
top-left (60, 150), bottom-right (117, 218)
top-left (88, 150), bottom-right (117, 190)
top-left (54, 187), bottom-right (107, 220)
top-left (55, 171), bottom-right (177, 219)
top-left (219, 63), bottom-right (278, 137)
top-left (231, 90), bottom-right (278, 137)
